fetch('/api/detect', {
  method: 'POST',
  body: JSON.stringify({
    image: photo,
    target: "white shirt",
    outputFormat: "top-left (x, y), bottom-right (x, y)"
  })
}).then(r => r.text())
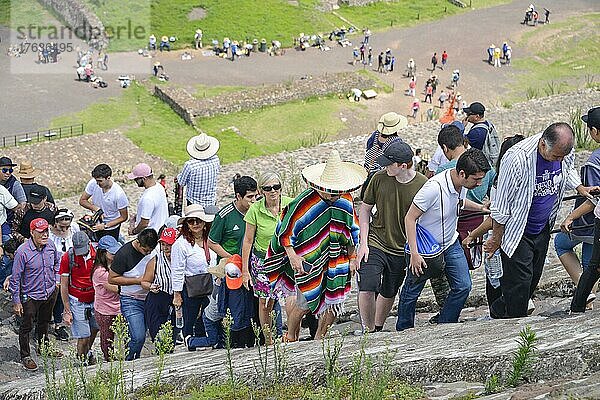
top-left (85, 179), bottom-right (129, 230)
top-left (413, 169), bottom-right (466, 250)
top-left (135, 183), bottom-right (168, 232)
top-left (0, 185), bottom-right (18, 226)
top-left (48, 222), bottom-right (80, 259)
top-left (121, 249), bottom-right (156, 300)
top-left (170, 236), bottom-right (216, 292)
top-left (427, 146), bottom-right (450, 173)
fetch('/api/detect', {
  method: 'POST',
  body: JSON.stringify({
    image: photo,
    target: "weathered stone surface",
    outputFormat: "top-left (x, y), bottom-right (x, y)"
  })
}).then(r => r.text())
top-left (1, 308), bottom-right (599, 399)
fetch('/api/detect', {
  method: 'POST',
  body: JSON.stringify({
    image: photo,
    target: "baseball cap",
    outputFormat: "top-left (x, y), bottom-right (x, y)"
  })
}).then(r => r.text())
top-left (224, 254), bottom-right (243, 290)
top-left (97, 235), bottom-right (122, 255)
top-left (376, 140), bottom-right (414, 167)
top-left (442, 120), bottom-right (466, 135)
top-left (27, 184), bottom-right (46, 204)
top-left (29, 218), bottom-right (49, 232)
top-left (0, 157), bottom-right (17, 167)
top-left (463, 102), bottom-right (485, 116)
top-left (582, 107), bottom-right (600, 129)
top-left (159, 227), bottom-right (178, 245)
top-left (72, 231), bottom-right (91, 256)
top-left (127, 163), bottom-right (152, 179)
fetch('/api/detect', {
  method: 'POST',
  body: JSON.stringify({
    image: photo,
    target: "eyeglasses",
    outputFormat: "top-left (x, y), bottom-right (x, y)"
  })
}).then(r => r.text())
top-left (186, 218), bottom-right (203, 225)
top-left (57, 216), bottom-right (73, 222)
top-left (60, 239), bottom-right (66, 252)
top-left (262, 184), bottom-right (282, 192)
top-left (1, 168), bottom-right (13, 174)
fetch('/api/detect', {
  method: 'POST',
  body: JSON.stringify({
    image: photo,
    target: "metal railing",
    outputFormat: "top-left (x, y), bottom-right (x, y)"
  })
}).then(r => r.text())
top-left (1, 124), bottom-right (84, 148)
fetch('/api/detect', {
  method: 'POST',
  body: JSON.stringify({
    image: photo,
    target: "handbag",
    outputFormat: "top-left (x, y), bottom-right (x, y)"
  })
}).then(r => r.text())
top-left (184, 239), bottom-right (214, 298)
top-left (404, 180), bottom-right (446, 284)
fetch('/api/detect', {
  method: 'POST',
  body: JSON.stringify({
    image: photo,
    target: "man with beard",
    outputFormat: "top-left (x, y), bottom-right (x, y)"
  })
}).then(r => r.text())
top-left (127, 163), bottom-right (168, 234)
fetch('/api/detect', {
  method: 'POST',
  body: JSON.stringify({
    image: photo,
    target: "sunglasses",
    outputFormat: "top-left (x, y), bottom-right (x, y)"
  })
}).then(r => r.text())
top-left (60, 239), bottom-right (66, 252)
top-left (1, 168), bottom-right (13, 174)
top-left (57, 216), bottom-right (73, 222)
top-left (186, 218), bottom-right (203, 225)
top-left (262, 184), bottom-right (282, 192)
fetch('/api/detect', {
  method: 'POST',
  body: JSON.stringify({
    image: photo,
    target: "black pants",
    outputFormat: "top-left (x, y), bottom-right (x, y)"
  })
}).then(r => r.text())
top-left (96, 226), bottom-right (120, 241)
top-left (20, 289), bottom-right (58, 359)
top-left (490, 224), bottom-right (550, 318)
top-left (145, 290), bottom-right (175, 341)
top-left (571, 218), bottom-right (600, 312)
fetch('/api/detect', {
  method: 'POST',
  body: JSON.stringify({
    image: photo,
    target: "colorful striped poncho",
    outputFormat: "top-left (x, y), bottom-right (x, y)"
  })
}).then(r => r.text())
top-left (263, 189), bottom-right (359, 316)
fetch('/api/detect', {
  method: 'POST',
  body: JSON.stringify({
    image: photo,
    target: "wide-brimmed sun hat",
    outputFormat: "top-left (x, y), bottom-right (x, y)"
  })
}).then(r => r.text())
top-left (178, 204), bottom-right (218, 225)
top-left (17, 160), bottom-right (39, 179)
top-left (377, 112), bottom-right (408, 136)
top-left (301, 150), bottom-right (367, 194)
top-left (186, 132), bottom-right (220, 160)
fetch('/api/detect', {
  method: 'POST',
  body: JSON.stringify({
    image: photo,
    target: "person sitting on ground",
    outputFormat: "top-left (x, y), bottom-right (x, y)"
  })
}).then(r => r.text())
top-left (159, 36), bottom-right (170, 52)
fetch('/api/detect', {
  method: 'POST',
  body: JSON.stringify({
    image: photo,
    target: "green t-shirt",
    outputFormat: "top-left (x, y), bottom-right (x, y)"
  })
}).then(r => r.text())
top-left (208, 201), bottom-right (245, 261)
top-left (362, 171), bottom-right (427, 255)
top-left (244, 196), bottom-right (293, 257)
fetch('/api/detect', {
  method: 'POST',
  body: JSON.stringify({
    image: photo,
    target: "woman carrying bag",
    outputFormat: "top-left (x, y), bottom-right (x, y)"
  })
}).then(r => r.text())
top-left (171, 205), bottom-right (217, 338)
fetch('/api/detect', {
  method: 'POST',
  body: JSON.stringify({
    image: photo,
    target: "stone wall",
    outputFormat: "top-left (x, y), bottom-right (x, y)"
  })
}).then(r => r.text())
top-left (38, 0), bottom-right (108, 48)
top-left (154, 86), bottom-right (196, 125)
top-left (156, 72), bottom-right (376, 125)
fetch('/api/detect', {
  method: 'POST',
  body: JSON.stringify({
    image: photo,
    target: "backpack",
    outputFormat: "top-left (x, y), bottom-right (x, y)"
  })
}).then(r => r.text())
top-left (66, 247), bottom-right (94, 292)
top-left (570, 162), bottom-right (600, 243)
top-left (473, 121), bottom-right (500, 167)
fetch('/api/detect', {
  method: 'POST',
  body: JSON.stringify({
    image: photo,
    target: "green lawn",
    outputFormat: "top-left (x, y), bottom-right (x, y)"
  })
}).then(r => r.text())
top-left (50, 82), bottom-right (362, 165)
top-left (79, 0), bottom-right (509, 52)
top-left (508, 13), bottom-right (600, 102)
top-left (0, 0), bottom-right (55, 29)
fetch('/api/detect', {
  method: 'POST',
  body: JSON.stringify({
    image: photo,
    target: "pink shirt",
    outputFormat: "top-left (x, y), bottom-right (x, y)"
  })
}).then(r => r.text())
top-left (92, 267), bottom-right (121, 316)
top-left (409, 81), bottom-right (416, 89)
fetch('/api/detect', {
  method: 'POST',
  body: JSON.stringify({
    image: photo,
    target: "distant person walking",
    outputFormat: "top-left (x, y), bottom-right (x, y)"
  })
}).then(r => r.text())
top-left (411, 98), bottom-right (420, 119)
top-left (441, 50), bottom-right (448, 70)
top-left (431, 52), bottom-right (438, 71)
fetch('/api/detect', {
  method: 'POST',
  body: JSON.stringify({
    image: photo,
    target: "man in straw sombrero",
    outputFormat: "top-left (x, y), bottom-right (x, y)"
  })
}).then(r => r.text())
top-left (177, 129), bottom-right (220, 208)
top-left (263, 150), bottom-right (366, 341)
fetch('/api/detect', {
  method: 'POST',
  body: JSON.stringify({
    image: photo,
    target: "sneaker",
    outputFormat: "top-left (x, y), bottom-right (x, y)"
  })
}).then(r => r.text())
top-left (22, 356), bottom-right (38, 371)
top-left (586, 293), bottom-right (596, 304)
top-left (527, 299), bottom-right (536, 316)
top-left (54, 326), bottom-right (69, 341)
top-left (428, 313), bottom-right (440, 324)
top-left (184, 335), bottom-right (196, 351)
top-left (175, 331), bottom-right (184, 346)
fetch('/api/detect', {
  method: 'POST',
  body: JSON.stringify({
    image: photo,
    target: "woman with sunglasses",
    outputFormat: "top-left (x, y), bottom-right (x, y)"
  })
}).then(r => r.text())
top-left (171, 204), bottom-right (217, 340)
top-left (241, 172), bottom-right (293, 339)
top-left (48, 208), bottom-right (80, 342)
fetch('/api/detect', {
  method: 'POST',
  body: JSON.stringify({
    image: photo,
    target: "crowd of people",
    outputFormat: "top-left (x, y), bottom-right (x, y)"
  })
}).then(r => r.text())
top-left (4, 105), bottom-right (599, 372)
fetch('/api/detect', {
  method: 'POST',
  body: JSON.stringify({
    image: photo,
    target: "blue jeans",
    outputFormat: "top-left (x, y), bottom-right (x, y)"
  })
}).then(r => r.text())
top-left (554, 232), bottom-right (593, 268)
top-left (187, 314), bottom-right (223, 349)
top-left (120, 295), bottom-right (147, 360)
top-left (396, 239), bottom-right (471, 330)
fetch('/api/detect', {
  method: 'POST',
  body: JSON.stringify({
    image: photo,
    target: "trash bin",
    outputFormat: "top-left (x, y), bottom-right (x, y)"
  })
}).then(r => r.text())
top-left (252, 39), bottom-right (259, 52)
top-left (259, 39), bottom-right (267, 52)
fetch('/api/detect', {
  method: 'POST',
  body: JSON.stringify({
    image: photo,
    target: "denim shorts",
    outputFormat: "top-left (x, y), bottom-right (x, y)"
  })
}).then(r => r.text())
top-left (69, 295), bottom-right (98, 339)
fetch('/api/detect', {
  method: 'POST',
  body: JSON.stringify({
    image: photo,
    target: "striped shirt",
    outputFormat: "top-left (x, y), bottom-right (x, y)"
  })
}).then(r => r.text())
top-left (491, 133), bottom-right (581, 257)
top-left (10, 239), bottom-right (60, 304)
top-left (177, 156), bottom-right (220, 207)
top-left (153, 250), bottom-right (173, 295)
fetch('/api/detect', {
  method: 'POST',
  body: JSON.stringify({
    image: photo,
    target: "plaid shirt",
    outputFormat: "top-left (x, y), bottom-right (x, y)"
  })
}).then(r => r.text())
top-left (177, 156), bottom-right (220, 207)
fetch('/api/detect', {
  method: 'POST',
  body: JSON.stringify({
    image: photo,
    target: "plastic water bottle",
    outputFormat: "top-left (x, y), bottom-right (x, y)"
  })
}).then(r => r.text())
top-left (483, 233), bottom-right (502, 288)
top-left (175, 306), bottom-right (184, 329)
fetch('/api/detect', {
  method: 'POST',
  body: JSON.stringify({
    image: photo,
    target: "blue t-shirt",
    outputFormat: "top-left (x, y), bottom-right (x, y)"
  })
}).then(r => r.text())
top-left (436, 160), bottom-right (496, 204)
top-left (466, 121), bottom-right (489, 150)
top-left (525, 151), bottom-right (562, 235)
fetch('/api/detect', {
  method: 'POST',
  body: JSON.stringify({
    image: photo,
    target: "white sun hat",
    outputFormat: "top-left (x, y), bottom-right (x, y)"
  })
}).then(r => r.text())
top-left (186, 132), bottom-right (220, 160)
top-left (301, 150), bottom-right (367, 194)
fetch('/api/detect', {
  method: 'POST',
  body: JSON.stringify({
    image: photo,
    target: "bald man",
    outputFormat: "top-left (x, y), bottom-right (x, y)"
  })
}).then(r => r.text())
top-left (484, 122), bottom-right (598, 318)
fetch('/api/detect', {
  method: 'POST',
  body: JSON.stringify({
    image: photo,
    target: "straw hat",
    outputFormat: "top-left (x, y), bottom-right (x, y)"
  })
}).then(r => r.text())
top-left (301, 150), bottom-right (367, 194)
top-left (153, 61), bottom-right (161, 66)
top-left (196, 29), bottom-right (202, 34)
top-left (18, 160), bottom-right (39, 179)
top-left (186, 132), bottom-right (220, 160)
top-left (377, 112), bottom-right (408, 136)
top-left (161, 36), bottom-right (168, 42)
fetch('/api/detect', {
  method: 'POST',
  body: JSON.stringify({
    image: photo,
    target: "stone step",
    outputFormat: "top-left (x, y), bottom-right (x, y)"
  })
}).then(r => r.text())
top-left (1, 302), bottom-right (598, 399)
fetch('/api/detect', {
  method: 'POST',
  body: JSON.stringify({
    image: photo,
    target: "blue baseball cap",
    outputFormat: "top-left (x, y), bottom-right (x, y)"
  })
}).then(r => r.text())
top-left (442, 120), bottom-right (465, 135)
top-left (97, 235), bottom-right (122, 255)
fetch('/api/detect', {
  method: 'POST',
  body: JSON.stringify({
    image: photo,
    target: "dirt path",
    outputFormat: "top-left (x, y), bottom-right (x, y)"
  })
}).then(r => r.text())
top-left (1, 0), bottom-right (597, 137)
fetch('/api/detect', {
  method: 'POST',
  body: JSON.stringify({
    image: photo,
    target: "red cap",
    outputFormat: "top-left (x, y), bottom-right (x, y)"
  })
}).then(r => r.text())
top-left (30, 218), bottom-right (49, 232)
top-left (159, 227), bottom-right (178, 245)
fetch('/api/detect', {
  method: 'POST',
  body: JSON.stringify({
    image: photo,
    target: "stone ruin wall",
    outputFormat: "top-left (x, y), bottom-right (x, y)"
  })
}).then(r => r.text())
top-left (38, 0), bottom-right (109, 48)
top-left (154, 72), bottom-right (376, 126)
